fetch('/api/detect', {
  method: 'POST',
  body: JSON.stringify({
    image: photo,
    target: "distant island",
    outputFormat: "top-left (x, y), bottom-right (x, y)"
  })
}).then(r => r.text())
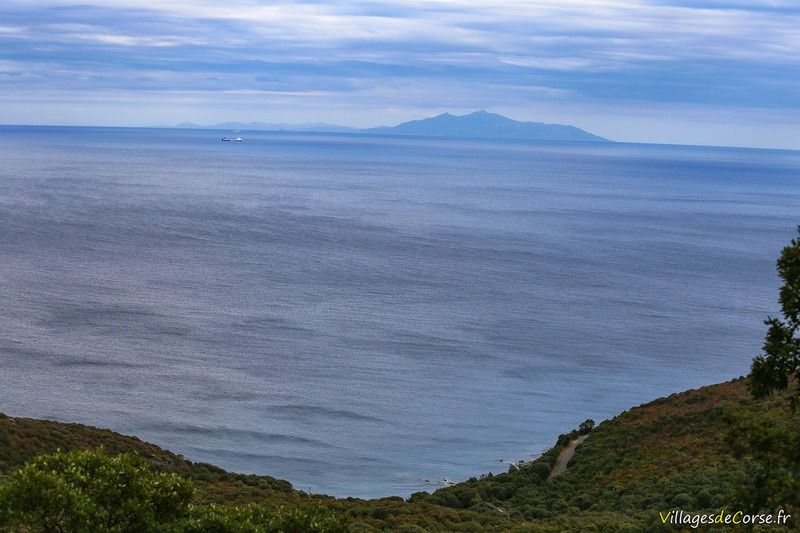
top-left (366, 110), bottom-right (608, 142)
top-left (177, 110), bottom-right (609, 143)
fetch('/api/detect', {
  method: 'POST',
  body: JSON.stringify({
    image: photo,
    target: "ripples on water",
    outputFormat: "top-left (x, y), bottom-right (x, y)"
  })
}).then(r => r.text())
top-left (1, 126), bottom-right (799, 496)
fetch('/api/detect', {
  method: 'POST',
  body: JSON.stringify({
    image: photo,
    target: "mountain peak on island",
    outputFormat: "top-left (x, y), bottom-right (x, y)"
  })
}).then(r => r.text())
top-left (367, 111), bottom-right (608, 142)
top-left (174, 111), bottom-right (608, 142)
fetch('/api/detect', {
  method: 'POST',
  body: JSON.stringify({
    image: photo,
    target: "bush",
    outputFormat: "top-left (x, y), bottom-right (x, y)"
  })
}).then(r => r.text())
top-left (0, 449), bottom-right (347, 533)
top-left (670, 492), bottom-right (695, 508)
top-left (0, 448), bottom-right (193, 532)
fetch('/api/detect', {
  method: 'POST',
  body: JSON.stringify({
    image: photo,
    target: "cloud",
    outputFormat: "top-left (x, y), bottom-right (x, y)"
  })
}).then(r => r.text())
top-left (0, 0), bottom-right (799, 147)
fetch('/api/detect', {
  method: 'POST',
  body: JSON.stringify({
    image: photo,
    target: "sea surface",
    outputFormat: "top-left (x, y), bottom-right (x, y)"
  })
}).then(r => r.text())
top-left (1, 126), bottom-right (798, 497)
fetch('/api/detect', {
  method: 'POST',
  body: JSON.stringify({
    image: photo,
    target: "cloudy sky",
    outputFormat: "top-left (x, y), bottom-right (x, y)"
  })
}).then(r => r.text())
top-left (1, 0), bottom-right (798, 148)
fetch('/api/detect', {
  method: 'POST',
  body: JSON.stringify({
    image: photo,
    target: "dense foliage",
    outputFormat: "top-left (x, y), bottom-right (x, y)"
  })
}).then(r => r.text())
top-left (0, 449), bottom-right (193, 532)
top-left (750, 226), bottom-right (800, 406)
top-left (0, 448), bottom-right (346, 533)
top-left (3, 379), bottom-right (791, 532)
top-left (730, 226), bottom-right (800, 521)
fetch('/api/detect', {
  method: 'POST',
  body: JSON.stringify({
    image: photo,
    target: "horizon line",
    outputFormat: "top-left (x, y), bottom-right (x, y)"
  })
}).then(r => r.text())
top-left (2, 122), bottom-right (798, 153)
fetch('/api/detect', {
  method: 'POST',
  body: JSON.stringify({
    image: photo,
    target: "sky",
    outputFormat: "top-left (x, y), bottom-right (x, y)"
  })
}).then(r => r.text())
top-left (1, 0), bottom-right (798, 148)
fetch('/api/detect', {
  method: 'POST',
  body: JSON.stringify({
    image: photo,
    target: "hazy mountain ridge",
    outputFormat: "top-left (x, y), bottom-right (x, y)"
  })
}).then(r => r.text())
top-left (366, 110), bottom-right (609, 142)
top-left (177, 111), bottom-right (609, 142)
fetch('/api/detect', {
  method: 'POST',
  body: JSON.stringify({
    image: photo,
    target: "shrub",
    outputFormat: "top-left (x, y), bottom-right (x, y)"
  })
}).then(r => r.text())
top-left (0, 448), bottom-right (193, 533)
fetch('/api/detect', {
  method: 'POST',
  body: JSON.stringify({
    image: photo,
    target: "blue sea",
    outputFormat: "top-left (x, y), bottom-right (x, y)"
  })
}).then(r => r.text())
top-left (0, 126), bottom-right (798, 497)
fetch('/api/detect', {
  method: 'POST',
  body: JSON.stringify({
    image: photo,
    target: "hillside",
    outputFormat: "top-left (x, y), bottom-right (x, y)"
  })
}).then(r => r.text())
top-left (2, 377), bottom-right (795, 531)
top-left (366, 111), bottom-right (608, 142)
top-left (175, 111), bottom-right (608, 142)
top-left (0, 412), bottom-right (303, 506)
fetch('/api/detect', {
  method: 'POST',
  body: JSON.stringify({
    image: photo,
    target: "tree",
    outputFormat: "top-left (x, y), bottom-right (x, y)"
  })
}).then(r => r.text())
top-left (750, 226), bottom-right (800, 407)
top-left (0, 448), bottom-right (193, 533)
top-left (729, 227), bottom-right (800, 520)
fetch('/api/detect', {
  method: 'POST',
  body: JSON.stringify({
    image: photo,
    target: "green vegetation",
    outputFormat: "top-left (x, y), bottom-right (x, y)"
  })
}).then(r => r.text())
top-left (750, 226), bottom-right (800, 407)
top-left (2, 229), bottom-right (800, 530)
top-left (730, 225), bottom-right (800, 522)
top-left (0, 449), bottom-right (193, 532)
top-left (412, 379), bottom-right (769, 531)
top-left (0, 448), bottom-right (346, 533)
top-left (2, 379), bottom-right (796, 531)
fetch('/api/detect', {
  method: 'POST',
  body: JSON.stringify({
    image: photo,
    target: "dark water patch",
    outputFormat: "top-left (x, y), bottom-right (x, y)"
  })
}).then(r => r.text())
top-left (184, 447), bottom-right (335, 470)
top-left (54, 358), bottom-right (143, 369)
top-left (0, 342), bottom-right (64, 361)
top-left (139, 423), bottom-right (333, 448)
top-left (38, 302), bottom-right (192, 339)
top-left (0, 342), bottom-right (145, 370)
top-left (1, 127), bottom-right (798, 497)
top-left (427, 435), bottom-right (483, 446)
top-left (370, 333), bottom-right (495, 362)
top-left (269, 404), bottom-right (383, 423)
top-left (191, 389), bottom-right (272, 403)
top-left (230, 316), bottom-right (316, 336)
